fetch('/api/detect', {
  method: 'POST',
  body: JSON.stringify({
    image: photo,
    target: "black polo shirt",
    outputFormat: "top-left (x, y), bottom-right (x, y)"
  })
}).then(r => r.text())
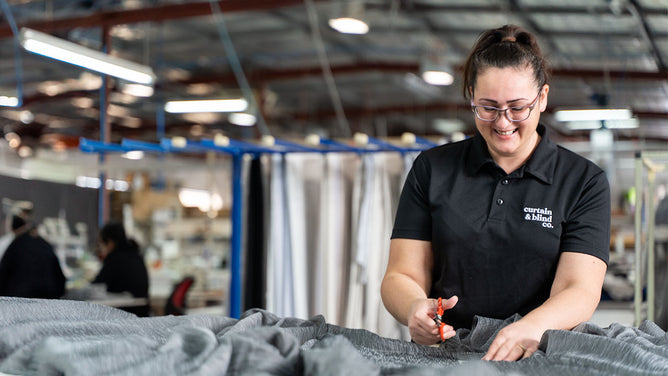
top-left (391, 124), bottom-right (610, 329)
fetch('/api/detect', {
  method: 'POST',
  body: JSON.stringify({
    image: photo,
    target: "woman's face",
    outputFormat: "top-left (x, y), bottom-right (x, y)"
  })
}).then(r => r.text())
top-left (471, 66), bottom-right (549, 163)
top-left (97, 239), bottom-right (113, 261)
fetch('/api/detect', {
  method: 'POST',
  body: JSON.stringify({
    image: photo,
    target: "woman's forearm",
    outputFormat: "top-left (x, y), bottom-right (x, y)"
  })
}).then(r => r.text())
top-left (521, 284), bottom-right (601, 332)
top-left (522, 252), bottom-right (607, 332)
top-left (381, 272), bottom-right (429, 326)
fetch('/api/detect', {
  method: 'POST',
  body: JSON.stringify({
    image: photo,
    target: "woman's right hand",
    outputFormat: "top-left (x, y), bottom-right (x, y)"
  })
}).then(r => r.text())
top-left (408, 296), bottom-right (458, 345)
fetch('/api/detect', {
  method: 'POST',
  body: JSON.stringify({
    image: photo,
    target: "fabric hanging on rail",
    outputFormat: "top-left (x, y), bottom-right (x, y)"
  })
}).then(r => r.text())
top-left (378, 152), bottom-right (414, 340)
top-left (363, 152), bottom-right (394, 335)
top-left (345, 152), bottom-right (394, 333)
top-left (292, 153), bottom-right (324, 319)
top-left (379, 151), bottom-right (421, 340)
top-left (284, 154), bottom-right (308, 319)
top-left (259, 147), bottom-right (424, 336)
top-left (286, 153), bottom-right (328, 319)
top-left (316, 152), bottom-right (357, 324)
top-left (311, 154), bottom-right (326, 319)
top-left (344, 152), bottom-right (413, 340)
top-left (242, 156), bottom-right (266, 311)
top-left (238, 154), bottom-right (250, 312)
top-left (263, 155), bottom-right (276, 315)
top-left (260, 155), bottom-right (273, 309)
top-left (284, 153), bottom-right (323, 319)
top-left (265, 154), bottom-right (294, 318)
top-left (344, 153), bottom-right (369, 330)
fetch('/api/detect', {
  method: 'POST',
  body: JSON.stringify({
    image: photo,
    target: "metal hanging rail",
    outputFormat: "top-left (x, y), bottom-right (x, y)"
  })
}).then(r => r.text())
top-left (80, 134), bottom-right (437, 318)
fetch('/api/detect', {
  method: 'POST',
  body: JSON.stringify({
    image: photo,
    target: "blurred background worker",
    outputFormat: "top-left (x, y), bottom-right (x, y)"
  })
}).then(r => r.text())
top-left (0, 203), bottom-right (66, 299)
top-left (92, 221), bottom-right (150, 317)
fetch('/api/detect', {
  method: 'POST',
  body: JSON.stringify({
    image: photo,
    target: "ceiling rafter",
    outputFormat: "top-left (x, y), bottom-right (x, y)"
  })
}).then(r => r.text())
top-left (16, 62), bottom-right (668, 119)
top-left (0, 0), bottom-right (324, 38)
top-left (627, 0), bottom-right (667, 70)
top-left (1, 0), bottom-right (667, 145)
top-left (174, 63), bottom-right (668, 86)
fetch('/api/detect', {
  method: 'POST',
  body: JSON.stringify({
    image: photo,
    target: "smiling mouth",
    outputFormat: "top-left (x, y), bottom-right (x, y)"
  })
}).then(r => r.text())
top-left (495, 128), bottom-right (518, 136)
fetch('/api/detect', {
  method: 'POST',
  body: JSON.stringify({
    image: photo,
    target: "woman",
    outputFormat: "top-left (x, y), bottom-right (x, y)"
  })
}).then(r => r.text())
top-left (93, 221), bottom-right (150, 317)
top-left (381, 24), bottom-right (610, 361)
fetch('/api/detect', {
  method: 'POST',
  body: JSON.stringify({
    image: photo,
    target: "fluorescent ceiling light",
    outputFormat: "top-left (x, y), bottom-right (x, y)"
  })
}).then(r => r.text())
top-left (421, 70), bottom-right (454, 86)
top-left (554, 108), bottom-right (632, 122)
top-left (565, 118), bottom-right (640, 130)
top-left (420, 56), bottom-right (454, 86)
top-left (109, 179), bottom-right (130, 192)
top-left (228, 112), bottom-right (256, 126)
top-left (121, 83), bottom-right (154, 97)
top-left (178, 188), bottom-right (223, 212)
top-left (0, 96), bottom-right (19, 107)
top-left (328, 18), bottom-right (369, 34)
top-left (164, 98), bottom-right (248, 113)
top-left (20, 28), bottom-right (156, 85)
top-left (76, 176), bottom-right (100, 189)
top-left (75, 176), bottom-right (129, 191)
top-left (122, 150), bottom-right (144, 160)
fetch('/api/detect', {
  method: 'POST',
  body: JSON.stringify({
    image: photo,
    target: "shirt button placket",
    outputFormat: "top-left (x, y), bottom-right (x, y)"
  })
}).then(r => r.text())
top-left (498, 178), bottom-right (509, 205)
top-left (489, 177), bottom-right (509, 220)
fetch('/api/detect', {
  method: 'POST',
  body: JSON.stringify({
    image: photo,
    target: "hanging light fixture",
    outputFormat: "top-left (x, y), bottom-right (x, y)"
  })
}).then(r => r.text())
top-left (19, 28), bottom-right (156, 85)
top-left (419, 36), bottom-right (454, 86)
top-left (164, 98), bottom-right (248, 113)
top-left (228, 112), bottom-right (257, 126)
top-left (119, 82), bottom-right (154, 97)
top-left (420, 61), bottom-right (454, 86)
top-left (0, 95), bottom-right (19, 107)
top-left (554, 108), bottom-right (637, 130)
top-left (554, 108), bottom-right (633, 122)
top-left (328, 1), bottom-right (369, 35)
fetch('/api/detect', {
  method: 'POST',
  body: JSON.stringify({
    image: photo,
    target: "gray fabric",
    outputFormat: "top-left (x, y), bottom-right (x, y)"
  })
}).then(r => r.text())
top-left (0, 297), bottom-right (667, 375)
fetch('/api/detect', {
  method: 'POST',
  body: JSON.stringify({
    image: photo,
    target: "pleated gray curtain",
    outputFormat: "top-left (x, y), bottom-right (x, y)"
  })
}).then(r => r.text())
top-left (249, 150), bottom-right (419, 339)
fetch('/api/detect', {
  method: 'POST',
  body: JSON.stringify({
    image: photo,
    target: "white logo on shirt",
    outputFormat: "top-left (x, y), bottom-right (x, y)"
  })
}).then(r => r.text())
top-left (523, 207), bottom-right (554, 228)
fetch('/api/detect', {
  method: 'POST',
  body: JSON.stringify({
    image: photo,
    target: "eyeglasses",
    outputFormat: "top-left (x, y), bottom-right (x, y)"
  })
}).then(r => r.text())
top-left (471, 91), bottom-right (541, 122)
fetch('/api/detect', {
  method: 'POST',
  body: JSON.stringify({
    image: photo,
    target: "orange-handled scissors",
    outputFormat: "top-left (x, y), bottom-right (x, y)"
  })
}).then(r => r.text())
top-left (434, 297), bottom-right (446, 341)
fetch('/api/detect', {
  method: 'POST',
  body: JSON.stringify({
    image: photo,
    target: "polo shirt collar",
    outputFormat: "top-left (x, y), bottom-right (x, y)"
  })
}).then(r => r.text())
top-left (468, 132), bottom-right (494, 173)
top-left (467, 124), bottom-right (557, 184)
top-left (524, 124), bottom-right (557, 184)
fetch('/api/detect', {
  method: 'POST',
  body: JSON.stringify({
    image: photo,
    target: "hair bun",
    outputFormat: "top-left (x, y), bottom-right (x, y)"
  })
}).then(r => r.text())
top-left (501, 36), bottom-right (516, 42)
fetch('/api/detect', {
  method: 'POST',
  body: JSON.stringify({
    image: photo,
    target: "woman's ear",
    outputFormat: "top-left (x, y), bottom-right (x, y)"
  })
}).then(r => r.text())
top-left (539, 84), bottom-right (549, 112)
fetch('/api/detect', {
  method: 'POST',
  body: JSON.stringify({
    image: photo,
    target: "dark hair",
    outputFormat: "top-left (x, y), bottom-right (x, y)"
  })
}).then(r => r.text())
top-left (100, 221), bottom-right (139, 253)
top-left (11, 215), bottom-right (26, 231)
top-left (462, 24), bottom-right (550, 100)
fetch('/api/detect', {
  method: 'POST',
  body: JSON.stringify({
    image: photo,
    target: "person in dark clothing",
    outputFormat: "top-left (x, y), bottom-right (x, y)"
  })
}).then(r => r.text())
top-left (93, 221), bottom-right (150, 317)
top-left (0, 214), bottom-right (66, 299)
top-left (382, 25), bottom-right (610, 362)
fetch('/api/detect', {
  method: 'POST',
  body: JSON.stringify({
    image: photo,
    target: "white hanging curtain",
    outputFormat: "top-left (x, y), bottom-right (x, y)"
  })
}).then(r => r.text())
top-left (260, 148), bottom-right (420, 339)
top-left (265, 154), bottom-right (294, 318)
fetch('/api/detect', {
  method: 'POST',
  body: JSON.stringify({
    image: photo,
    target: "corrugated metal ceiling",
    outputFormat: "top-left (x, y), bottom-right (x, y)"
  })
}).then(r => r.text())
top-left (0, 0), bottom-right (666, 152)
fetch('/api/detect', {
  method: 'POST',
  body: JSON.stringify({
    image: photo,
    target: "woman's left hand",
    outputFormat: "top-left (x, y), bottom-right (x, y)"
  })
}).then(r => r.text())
top-left (481, 320), bottom-right (542, 361)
